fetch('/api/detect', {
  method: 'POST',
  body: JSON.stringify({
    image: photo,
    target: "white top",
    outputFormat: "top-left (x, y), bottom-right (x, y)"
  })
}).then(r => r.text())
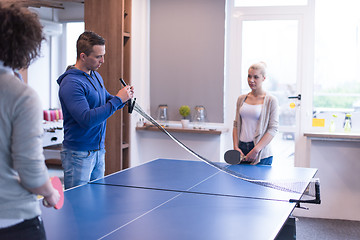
top-left (234, 94), bottom-right (279, 164)
top-left (239, 102), bottom-right (262, 142)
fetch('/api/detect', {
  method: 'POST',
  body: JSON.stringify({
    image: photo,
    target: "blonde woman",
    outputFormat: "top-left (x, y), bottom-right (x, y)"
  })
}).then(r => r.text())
top-left (233, 62), bottom-right (279, 165)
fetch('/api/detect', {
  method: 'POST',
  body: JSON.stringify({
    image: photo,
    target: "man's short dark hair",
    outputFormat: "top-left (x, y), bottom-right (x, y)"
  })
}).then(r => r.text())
top-left (76, 31), bottom-right (106, 59)
top-left (0, 3), bottom-right (44, 69)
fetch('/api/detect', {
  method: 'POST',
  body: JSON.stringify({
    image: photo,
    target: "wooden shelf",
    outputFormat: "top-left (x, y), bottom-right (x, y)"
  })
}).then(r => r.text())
top-left (304, 132), bottom-right (360, 142)
top-left (136, 126), bottom-right (226, 135)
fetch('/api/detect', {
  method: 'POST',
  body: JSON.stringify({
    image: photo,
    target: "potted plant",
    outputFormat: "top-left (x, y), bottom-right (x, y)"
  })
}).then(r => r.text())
top-left (179, 105), bottom-right (190, 128)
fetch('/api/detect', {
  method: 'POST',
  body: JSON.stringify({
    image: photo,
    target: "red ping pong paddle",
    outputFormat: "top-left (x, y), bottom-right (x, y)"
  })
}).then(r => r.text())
top-left (48, 176), bottom-right (64, 210)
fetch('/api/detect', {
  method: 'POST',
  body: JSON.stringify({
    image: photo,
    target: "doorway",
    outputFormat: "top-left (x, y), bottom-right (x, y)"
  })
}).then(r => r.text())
top-left (225, 1), bottom-right (315, 167)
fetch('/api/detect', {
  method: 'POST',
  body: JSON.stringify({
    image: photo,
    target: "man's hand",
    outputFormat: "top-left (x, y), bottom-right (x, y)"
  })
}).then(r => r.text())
top-left (116, 85), bottom-right (134, 102)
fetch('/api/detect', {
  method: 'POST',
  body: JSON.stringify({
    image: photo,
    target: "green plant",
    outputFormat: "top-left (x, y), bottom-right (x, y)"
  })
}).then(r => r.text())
top-left (179, 105), bottom-right (190, 118)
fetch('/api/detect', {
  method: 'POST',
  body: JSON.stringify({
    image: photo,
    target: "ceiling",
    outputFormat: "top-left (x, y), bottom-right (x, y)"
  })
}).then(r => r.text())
top-left (2, 0), bottom-right (84, 9)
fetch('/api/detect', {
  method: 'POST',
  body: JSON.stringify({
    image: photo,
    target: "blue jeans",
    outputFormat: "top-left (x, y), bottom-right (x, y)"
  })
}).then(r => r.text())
top-left (238, 141), bottom-right (273, 166)
top-left (258, 156), bottom-right (273, 165)
top-left (61, 148), bottom-right (106, 189)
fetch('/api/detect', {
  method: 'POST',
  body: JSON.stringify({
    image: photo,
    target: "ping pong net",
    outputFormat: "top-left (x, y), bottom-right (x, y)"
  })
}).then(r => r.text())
top-left (133, 102), bottom-right (320, 205)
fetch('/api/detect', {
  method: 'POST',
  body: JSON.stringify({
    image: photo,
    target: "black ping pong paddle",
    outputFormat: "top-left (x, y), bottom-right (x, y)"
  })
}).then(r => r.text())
top-left (224, 150), bottom-right (243, 165)
top-left (224, 150), bottom-right (249, 165)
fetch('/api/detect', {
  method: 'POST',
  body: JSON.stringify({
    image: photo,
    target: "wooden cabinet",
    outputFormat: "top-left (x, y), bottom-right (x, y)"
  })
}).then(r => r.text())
top-left (84, 0), bottom-right (131, 174)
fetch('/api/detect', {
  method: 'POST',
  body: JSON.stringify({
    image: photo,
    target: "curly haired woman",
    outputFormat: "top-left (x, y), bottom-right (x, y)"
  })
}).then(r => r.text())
top-left (0, 4), bottom-right (60, 239)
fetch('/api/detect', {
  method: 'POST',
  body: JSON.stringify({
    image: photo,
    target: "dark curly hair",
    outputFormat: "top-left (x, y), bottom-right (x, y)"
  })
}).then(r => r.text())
top-left (0, 3), bottom-right (44, 69)
top-left (76, 31), bottom-right (106, 59)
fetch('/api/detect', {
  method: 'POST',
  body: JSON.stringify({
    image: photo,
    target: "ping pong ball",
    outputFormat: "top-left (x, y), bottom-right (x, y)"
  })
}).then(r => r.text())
top-left (290, 102), bottom-right (296, 109)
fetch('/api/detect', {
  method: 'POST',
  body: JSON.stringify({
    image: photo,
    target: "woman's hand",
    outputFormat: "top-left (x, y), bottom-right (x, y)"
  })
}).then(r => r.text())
top-left (246, 147), bottom-right (260, 164)
top-left (234, 147), bottom-right (246, 162)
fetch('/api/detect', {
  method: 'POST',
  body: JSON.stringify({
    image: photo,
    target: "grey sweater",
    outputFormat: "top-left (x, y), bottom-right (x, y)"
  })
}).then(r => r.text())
top-left (233, 93), bottom-right (279, 163)
top-left (0, 63), bottom-right (49, 220)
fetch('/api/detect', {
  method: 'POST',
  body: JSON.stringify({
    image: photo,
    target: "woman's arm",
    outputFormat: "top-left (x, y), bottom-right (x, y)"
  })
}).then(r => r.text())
top-left (29, 180), bottom-right (60, 208)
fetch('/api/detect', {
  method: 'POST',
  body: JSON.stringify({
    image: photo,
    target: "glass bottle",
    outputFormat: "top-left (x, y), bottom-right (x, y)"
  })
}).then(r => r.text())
top-left (157, 104), bottom-right (168, 122)
top-left (343, 113), bottom-right (352, 132)
top-left (329, 114), bottom-right (337, 132)
top-left (193, 105), bottom-right (207, 129)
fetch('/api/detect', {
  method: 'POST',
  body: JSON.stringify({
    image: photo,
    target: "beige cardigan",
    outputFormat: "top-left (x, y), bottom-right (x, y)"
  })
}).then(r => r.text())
top-left (233, 93), bottom-right (279, 163)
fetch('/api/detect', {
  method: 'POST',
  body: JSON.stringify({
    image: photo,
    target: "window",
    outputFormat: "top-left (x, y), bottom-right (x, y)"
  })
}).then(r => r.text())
top-left (234, 0), bottom-right (308, 7)
top-left (65, 22), bottom-right (84, 66)
top-left (313, 0), bottom-right (360, 132)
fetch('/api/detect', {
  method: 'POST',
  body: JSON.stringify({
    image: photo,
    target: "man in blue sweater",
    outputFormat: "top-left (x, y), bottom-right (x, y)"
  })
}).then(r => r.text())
top-left (57, 31), bottom-right (134, 189)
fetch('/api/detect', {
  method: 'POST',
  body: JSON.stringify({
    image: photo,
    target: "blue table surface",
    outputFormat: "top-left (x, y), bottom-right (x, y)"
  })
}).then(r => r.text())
top-left (94, 159), bottom-right (316, 201)
top-left (41, 159), bottom-right (317, 240)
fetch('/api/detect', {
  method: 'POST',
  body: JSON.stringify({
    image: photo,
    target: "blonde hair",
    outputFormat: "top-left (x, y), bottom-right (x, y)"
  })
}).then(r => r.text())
top-left (249, 62), bottom-right (267, 77)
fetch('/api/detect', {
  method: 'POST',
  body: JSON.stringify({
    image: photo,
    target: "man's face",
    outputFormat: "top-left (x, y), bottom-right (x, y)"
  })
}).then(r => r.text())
top-left (84, 45), bottom-right (105, 71)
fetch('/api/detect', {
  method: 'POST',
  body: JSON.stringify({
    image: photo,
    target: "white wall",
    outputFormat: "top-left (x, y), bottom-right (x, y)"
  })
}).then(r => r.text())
top-left (135, 129), bottom-right (223, 162)
top-left (28, 36), bottom-right (51, 109)
top-left (149, 0), bottom-right (225, 123)
top-left (293, 139), bottom-right (360, 221)
top-left (28, 8), bottom-right (63, 110)
top-left (130, 0), bottom-right (151, 167)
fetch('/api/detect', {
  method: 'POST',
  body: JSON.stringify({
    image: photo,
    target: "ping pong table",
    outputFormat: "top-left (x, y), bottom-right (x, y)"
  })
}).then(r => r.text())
top-left (41, 158), bottom-right (317, 240)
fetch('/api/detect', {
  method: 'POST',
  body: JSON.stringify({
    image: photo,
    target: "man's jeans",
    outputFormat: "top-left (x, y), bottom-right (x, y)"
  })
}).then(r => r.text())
top-left (61, 148), bottom-right (105, 189)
